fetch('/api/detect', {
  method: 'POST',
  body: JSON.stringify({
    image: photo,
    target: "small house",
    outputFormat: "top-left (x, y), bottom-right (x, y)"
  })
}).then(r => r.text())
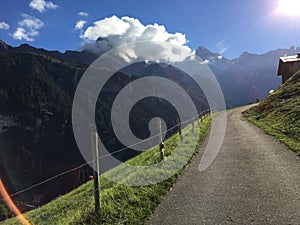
top-left (277, 52), bottom-right (300, 83)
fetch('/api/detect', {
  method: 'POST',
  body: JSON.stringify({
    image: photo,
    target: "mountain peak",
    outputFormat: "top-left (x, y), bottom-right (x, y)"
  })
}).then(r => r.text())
top-left (17, 43), bottom-right (36, 51)
top-left (240, 51), bottom-right (252, 57)
top-left (196, 46), bottom-right (221, 60)
top-left (0, 39), bottom-right (11, 50)
top-left (289, 45), bottom-right (300, 51)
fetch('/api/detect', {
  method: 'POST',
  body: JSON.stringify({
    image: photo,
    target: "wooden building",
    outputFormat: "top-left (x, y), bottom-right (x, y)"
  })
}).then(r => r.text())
top-left (277, 52), bottom-right (300, 83)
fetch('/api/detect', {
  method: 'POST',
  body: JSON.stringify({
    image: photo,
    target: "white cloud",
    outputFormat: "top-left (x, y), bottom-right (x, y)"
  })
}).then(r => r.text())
top-left (12, 14), bottom-right (44, 42)
top-left (82, 16), bottom-right (131, 40)
top-left (18, 14), bottom-right (44, 30)
top-left (29, 0), bottom-right (58, 13)
top-left (78, 12), bottom-right (89, 17)
top-left (75, 20), bottom-right (87, 30)
top-left (81, 16), bottom-right (190, 58)
top-left (12, 28), bottom-right (35, 41)
top-left (0, 22), bottom-right (10, 30)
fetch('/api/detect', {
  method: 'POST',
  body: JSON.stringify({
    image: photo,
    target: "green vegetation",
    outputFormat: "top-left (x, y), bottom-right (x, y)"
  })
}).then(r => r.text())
top-left (0, 201), bottom-right (11, 222)
top-left (243, 70), bottom-right (300, 154)
top-left (1, 115), bottom-right (211, 225)
top-left (0, 46), bottom-right (210, 216)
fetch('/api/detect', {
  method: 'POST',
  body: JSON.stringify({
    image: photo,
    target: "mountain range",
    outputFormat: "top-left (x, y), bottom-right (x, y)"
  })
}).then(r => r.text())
top-left (196, 45), bottom-right (300, 106)
top-left (0, 39), bottom-right (299, 217)
top-left (2, 39), bottom-right (299, 107)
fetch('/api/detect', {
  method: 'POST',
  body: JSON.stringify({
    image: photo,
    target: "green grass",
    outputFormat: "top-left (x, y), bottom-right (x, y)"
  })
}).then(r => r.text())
top-left (1, 115), bottom-right (211, 225)
top-left (243, 70), bottom-right (300, 155)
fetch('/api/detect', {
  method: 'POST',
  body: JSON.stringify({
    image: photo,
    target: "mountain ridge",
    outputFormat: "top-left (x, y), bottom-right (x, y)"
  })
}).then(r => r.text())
top-left (2, 39), bottom-right (299, 66)
top-left (0, 40), bottom-right (97, 66)
top-left (2, 39), bottom-right (299, 107)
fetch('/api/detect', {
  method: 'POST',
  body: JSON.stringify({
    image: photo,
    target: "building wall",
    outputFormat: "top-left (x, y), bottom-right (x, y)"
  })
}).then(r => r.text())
top-left (282, 61), bottom-right (300, 83)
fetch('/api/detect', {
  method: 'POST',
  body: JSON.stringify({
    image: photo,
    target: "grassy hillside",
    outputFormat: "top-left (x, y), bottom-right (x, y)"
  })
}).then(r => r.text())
top-left (243, 70), bottom-right (300, 154)
top-left (1, 50), bottom-right (203, 209)
top-left (1, 115), bottom-right (211, 225)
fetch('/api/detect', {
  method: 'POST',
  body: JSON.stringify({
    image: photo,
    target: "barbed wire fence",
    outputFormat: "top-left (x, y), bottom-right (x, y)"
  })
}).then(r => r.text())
top-left (1, 107), bottom-right (214, 212)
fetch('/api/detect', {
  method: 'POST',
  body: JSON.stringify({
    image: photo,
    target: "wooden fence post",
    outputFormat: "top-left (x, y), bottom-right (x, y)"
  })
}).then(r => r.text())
top-left (176, 117), bottom-right (183, 142)
top-left (157, 118), bottom-right (164, 160)
top-left (91, 131), bottom-right (101, 213)
top-left (192, 118), bottom-right (194, 133)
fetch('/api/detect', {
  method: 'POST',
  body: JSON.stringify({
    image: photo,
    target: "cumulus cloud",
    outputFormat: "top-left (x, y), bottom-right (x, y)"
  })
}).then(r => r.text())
top-left (78, 12), bottom-right (89, 17)
top-left (18, 14), bottom-right (44, 30)
top-left (12, 14), bottom-right (44, 42)
top-left (80, 15), bottom-right (191, 59)
top-left (75, 20), bottom-right (87, 30)
top-left (0, 22), bottom-right (10, 30)
top-left (29, 0), bottom-right (58, 13)
top-left (82, 16), bottom-right (131, 40)
top-left (12, 28), bottom-right (35, 41)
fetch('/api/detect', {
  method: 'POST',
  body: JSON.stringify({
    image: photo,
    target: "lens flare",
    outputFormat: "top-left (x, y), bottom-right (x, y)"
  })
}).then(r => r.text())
top-left (0, 179), bottom-right (31, 225)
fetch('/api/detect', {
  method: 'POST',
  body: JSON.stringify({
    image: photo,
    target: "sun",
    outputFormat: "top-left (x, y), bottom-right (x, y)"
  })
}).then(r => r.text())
top-left (277, 0), bottom-right (300, 16)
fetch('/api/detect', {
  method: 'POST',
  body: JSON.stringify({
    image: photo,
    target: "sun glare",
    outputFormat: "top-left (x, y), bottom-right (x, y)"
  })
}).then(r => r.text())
top-left (0, 179), bottom-right (31, 225)
top-left (277, 0), bottom-right (300, 16)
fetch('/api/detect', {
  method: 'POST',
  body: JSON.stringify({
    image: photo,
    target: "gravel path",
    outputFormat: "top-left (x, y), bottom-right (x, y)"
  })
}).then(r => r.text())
top-left (147, 105), bottom-right (300, 225)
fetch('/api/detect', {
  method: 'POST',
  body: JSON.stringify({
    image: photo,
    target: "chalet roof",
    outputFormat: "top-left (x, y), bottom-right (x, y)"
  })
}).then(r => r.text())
top-left (279, 53), bottom-right (300, 63)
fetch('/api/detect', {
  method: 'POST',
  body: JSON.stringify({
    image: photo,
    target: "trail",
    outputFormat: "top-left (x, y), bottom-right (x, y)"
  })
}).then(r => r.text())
top-left (147, 105), bottom-right (300, 225)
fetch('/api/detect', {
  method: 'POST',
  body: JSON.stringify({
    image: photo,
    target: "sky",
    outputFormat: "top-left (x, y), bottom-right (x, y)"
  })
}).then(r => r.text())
top-left (0, 0), bottom-right (300, 59)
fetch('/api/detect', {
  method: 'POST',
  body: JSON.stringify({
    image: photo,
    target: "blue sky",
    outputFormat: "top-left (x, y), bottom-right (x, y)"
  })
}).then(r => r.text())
top-left (0, 0), bottom-right (300, 59)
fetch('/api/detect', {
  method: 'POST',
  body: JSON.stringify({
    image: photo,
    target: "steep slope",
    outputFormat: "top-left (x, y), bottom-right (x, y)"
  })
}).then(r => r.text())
top-left (0, 51), bottom-right (88, 211)
top-left (0, 41), bottom-right (209, 213)
top-left (243, 70), bottom-right (300, 154)
top-left (0, 116), bottom-right (211, 225)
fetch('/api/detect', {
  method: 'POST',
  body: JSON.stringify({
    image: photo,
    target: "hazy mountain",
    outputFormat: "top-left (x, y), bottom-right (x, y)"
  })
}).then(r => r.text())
top-left (195, 46), bottom-right (300, 107)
